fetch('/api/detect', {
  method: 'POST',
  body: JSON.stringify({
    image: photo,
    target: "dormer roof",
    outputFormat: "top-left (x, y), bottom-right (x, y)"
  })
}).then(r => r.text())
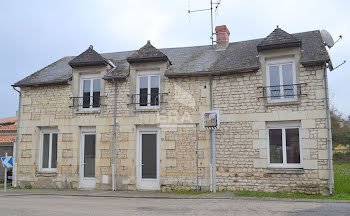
top-left (69, 45), bottom-right (110, 68)
top-left (257, 27), bottom-right (301, 51)
top-left (126, 40), bottom-right (170, 63)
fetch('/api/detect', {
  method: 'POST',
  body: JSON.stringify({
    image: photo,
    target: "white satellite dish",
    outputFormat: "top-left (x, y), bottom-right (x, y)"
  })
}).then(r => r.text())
top-left (321, 30), bottom-right (335, 48)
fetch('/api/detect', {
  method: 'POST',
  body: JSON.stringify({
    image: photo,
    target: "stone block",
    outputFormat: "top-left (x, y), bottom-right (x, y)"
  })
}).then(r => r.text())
top-left (303, 160), bottom-right (318, 169)
top-left (259, 130), bottom-right (267, 139)
top-left (319, 170), bottom-right (329, 179)
top-left (253, 139), bottom-right (266, 149)
top-left (315, 89), bottom-right (325, 99)
top-left (62, 149), bottom-right (73, 158)
top-left (303, 149), bottom-right (311, 160)
top-left (253, 159), bottom-right (267, 168)
top-left (98, 158), bottom-right (111, 167)
top-left (165, 159), bottom-right (176, 167)
top-left (303, 139), bottom-right (317, 149)
top-left (301, 120), bottom-right (315, 129)
top-left (252, 122), bottom-right (265, 130)
top-left (318, 150), bottom-right (328, 160)
top-left (318, 129), bottom-right (328, 139)
top-left (21, 149), bottom-right (32, 158)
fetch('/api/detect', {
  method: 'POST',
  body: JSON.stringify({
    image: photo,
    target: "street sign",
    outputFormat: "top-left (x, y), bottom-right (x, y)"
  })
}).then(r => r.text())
top-left (1, 156), bottom-right (13, 168)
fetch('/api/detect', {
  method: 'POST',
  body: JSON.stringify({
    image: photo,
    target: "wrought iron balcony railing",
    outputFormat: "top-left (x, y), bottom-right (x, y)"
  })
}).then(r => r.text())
top-left (70, 96), bottom-right (105, 109)
top-left (131, 93), bottom-right (167, 107)
top-left (258, 83), bottom-right (307, 101)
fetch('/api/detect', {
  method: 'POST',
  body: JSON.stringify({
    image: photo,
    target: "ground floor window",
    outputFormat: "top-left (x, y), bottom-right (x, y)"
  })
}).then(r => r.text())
top-left (267, 122), bottom-right (302, 168)
top-left (40, 129), bottom-right (58, 172)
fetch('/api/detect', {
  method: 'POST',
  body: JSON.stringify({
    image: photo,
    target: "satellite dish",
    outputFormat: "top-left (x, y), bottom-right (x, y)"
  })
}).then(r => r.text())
top-left (321, 30), bottom-right (335, 48)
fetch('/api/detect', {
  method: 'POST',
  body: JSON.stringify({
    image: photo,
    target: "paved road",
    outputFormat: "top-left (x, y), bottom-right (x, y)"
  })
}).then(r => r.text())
top-left (0, 195), bottom-right (349, 216)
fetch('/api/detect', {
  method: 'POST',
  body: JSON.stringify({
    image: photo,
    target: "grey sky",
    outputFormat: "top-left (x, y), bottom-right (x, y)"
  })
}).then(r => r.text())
top-left (1, 0), bottom-right (349, 119)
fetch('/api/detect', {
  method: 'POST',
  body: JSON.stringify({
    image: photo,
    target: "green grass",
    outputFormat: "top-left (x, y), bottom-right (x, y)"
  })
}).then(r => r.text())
top-left (334, 164), bottom-right (350, 193)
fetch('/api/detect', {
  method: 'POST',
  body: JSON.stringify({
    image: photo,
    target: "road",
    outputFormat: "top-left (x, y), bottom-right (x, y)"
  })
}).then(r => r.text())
top-left (0, 195), bottom-right (349, 216)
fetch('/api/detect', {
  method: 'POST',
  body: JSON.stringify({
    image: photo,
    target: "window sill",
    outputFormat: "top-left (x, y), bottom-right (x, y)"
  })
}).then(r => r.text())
top-left (134, 108), bottom-right (160, 112)
top-left (35, 171), bottom-right (57, 177)
top-left (75, 109), bottom-right (101, 114)
top-left (264, 100), bottom-right (300, 107)
top-left (267, 168), bottom-right (304, 174)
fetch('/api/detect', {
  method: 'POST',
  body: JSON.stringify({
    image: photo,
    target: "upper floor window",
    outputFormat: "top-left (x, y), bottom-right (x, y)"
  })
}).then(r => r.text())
top-left (267, 122), bottom-right (302, 169)
top-left (266, 58), bottom-right (297, 103)
top-left (136, 72), bottom-right (160, 108)
top-left (80, 75), bottom-right (101, 109)
top-left (39, 129), bottom-right (58, 173)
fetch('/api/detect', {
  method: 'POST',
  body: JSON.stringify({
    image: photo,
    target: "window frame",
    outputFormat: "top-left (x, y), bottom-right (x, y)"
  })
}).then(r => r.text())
top-left (266, 121), bottom-right (303, 169)
top-left (136, 71), bottom-right (160, 109)
top-left (79, 74), bottom-right (101, 111)
top-left (266, 57), bottom-right (297, 103)
top-left (39, 128), bottom-right (58, 173)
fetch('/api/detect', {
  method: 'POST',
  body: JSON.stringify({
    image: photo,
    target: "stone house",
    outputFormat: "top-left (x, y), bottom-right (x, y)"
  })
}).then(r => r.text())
top-left (12, 26), bottom-right (333, 194)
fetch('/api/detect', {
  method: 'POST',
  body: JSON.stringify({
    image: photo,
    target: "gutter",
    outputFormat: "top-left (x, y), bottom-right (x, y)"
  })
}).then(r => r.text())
top-left (12, 86), bottom-right (21, 188)
top-left (323, 65), bottom-right (333, 195)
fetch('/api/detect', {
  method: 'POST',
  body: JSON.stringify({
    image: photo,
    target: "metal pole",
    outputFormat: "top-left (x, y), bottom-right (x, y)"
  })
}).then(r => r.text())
top-left (4, 152), bottom-right (7, 192)
top-left (196, 123), bottom-right (199, 192)
top-left (324, 65), bottom-right (333, 195)
top-left (112, 80), bottom-right (118, 191)
top-left (12, 86), bottom-right (21, 188)
top-left (210, 0), bottom-right (213, 46)
top-left (209, 75), bottom-right (216, 193)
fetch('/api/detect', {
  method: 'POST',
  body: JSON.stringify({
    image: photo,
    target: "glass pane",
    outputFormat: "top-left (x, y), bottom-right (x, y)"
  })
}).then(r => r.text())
top-left (51, 133), bottom-right (57, 168)
top-left (42, 134), bottom-right (50, 168)
top-left (269, 66), bottom-right (280, 99)
top-left (84, 134), bottom-right (96, 177)
top-left (150, 76), bottom-right (159, 106)
top-left (269, 129), bottom-right (283, 163)
top-left (93, 79), bottom-right (100, 108)
top-left (139, 76), bottom-right (148, 106)
top-left (142, 134), bottom-right (157, 179)
top-left (286, 128), bottom-right (300, 163)
top-left (282, 64), bottom-right (294, 97)
top-left (83, 80), bottom-right (91, 108)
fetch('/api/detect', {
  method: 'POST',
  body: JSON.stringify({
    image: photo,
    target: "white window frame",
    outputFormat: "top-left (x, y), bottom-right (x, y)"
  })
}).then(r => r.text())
top-left (266, 121), bottom-right (303, 169)
top-left (79, 74), bottom-right (101, 111)
top-left (136, 71), bottom-right (160, 109)
top-left (266, 57), bottom-right (297, 103)
top-left (39, 128), bottom-right (58, 173)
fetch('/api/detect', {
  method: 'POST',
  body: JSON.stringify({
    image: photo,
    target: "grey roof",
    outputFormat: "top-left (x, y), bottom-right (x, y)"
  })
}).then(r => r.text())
top-left (257, 28), bottom-right (301, 51)
top-left (13, 29), bottom-right (330, 87)
top-left (69, 46), bottom-right (109, 67)
top-left (126, 40), bottom-right (169, 63)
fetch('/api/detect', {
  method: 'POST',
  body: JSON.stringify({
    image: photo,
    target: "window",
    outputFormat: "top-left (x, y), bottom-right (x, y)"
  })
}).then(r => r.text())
top-left (40, 129), bottom-right (58, 172)
top-left (266, 58), bottom-right (297, 103)
top-left (267, 122), bottom-right (302, 168)
top-left (137, 72), bottom-right (160, 108)
top-left (80, 76), bottom-right (101, 109)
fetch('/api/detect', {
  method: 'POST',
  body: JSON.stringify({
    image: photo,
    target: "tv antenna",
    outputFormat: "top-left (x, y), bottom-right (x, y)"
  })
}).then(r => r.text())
top-left (188, 0), bottom-right (222, 45)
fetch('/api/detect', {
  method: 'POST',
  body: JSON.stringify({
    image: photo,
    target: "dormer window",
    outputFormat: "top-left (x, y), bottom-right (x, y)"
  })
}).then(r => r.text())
top-left (266, 58), bottom-right (297, 103)
top-left (80, 75), bottom-right (101, 109)
top-left (136, 71), bottom-right (160, 108)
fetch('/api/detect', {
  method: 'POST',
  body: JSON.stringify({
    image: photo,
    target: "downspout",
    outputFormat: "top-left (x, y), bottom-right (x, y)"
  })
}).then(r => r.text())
top-left (324, 65), bottom-right (333, 195)
top-left (12, 86), bottom-right (21, 188)
top-left (209, 74), bottom-right (216, 193)
top-left (196, 123), bottom-right (199, 192)
top-left (112, 79), bottom-right (118, 191)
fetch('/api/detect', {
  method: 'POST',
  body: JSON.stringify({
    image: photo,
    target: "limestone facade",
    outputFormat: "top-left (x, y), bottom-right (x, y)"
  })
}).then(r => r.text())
top-left (16, 49), bottom-right (331, 194)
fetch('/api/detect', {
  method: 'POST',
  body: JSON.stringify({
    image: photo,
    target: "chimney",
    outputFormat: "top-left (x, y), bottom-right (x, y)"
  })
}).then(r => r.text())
top-left (215, 25), bottom-right (230, 51)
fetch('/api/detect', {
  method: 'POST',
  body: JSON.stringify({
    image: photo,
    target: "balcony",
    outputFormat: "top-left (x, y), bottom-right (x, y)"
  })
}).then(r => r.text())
top-left (258, 84), bottom-right (306, 103)
top-left (70, 96), bottom-right (105, 110)
top-left (131, 93), bottom-right (167, 109)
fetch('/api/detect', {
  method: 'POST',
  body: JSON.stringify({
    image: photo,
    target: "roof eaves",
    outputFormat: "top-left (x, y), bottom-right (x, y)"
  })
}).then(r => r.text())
top-left (12, 80), bottom-right (70, 87)
top-left (126, 56), bottom-right (170, 64)
top-left (165, 66), bottom-right (259, 78)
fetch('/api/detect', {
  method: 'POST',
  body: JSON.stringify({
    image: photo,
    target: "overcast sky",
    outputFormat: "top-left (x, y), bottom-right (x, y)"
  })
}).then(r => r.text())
top-left (1, 0), bottom-right (349, 119)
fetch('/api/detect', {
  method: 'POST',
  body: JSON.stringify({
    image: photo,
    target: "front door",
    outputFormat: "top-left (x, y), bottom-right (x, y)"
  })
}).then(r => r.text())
top-left (137, 128), bottom-right (159, 190)
top-left (80, 129), bottom-right (96, 189)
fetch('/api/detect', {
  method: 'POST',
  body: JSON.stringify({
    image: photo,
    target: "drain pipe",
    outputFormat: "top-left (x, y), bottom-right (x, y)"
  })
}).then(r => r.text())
top-left (112, 79), bottom-right (118, 191)
top-left (12, 86), bottom-right (21, 188)
top-left (324, 65), bottom-right (333, 195)
top-left (196, 123), bottom-right (199, 192)
top-left (209, 74), bottom-right (216, 193)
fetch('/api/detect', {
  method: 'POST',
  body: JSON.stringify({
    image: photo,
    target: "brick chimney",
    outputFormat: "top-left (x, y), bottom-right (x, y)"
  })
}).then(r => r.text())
top-left (215, 25), bottom-right (230, 51)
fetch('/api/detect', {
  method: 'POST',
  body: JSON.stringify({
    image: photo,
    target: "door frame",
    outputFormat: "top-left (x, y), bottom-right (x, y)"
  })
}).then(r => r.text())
top-left (79, 127), bottom-right (96, 189)
top-left (136, 126), bottom-right (160, 190)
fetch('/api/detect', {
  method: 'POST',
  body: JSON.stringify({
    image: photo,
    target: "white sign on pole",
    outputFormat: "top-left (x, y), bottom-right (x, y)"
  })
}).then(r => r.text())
top-left (1, 156), bottom-right (13, 168)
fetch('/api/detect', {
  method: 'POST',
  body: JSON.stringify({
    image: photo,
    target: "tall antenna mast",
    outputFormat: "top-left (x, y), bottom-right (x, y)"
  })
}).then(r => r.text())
top-left (188, 0), bottom-right (222, 46)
